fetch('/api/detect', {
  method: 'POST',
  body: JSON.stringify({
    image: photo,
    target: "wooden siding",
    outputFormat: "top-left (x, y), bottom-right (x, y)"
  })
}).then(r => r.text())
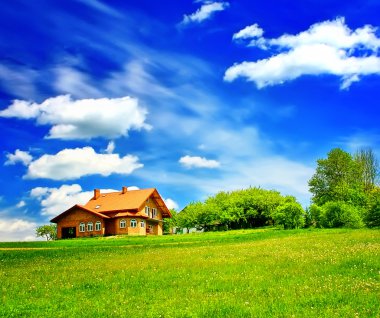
top-left (56, 208), bottom-right (104, 239)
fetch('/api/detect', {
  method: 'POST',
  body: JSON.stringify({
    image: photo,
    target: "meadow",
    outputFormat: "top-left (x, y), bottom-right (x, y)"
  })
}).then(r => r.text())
top-left (0, 228), bottom-right (379, 317)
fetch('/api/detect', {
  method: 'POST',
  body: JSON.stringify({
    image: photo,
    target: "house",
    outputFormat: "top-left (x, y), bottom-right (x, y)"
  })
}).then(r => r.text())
top-left (50, 186), bottom-right (172, 239)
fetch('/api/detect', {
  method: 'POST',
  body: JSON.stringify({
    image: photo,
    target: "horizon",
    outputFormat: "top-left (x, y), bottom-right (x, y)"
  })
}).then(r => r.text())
top-left (1, 0), bottom-right (380, 241)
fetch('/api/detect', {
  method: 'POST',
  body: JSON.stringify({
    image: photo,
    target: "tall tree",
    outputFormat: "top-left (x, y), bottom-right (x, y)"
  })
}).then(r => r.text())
top-left (308, 148), bottom-right (364, 206)
top-left (354, 148), bottom-right (379, 192)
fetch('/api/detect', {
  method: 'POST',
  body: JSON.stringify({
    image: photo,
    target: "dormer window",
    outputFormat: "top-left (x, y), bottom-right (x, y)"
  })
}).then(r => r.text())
top-left (95, 205), bottom-right (101, 209)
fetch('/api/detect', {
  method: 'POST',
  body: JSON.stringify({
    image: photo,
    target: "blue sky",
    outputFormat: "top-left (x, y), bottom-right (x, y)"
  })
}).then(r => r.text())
top-left (1, 0), bottom-right (380, 241)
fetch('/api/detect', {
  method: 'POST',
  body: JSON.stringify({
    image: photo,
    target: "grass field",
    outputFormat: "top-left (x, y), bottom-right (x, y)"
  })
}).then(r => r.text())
top-left (0, 228), bottom-right (379, 317)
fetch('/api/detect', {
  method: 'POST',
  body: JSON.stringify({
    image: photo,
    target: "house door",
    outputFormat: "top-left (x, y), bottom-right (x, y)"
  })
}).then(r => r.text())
top-left (62, 227), bottom-right (76, 239)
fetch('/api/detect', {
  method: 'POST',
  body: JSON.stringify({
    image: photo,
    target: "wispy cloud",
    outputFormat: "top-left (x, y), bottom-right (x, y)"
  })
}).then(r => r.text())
top-left (181, 1), bottom-right (229, 25)
top-left (226, 17), bottom-right (380, 89)
top-left (74, 0), bottom-right (122, 17)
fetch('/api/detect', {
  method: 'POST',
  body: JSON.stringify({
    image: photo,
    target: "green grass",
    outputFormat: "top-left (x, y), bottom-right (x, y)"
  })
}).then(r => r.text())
top-left (0, 228), bottom-right (379, 317)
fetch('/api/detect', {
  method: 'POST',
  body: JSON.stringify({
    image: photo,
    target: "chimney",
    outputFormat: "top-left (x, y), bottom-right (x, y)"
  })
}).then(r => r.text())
top-left (122, 186), bottom-right (128, 194)
top-left (94, 189), bottom-right (100, 200)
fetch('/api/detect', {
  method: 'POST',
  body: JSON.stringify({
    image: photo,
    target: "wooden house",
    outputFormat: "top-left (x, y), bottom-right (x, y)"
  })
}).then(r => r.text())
top-left (50, 187), bottom-right (172, 239)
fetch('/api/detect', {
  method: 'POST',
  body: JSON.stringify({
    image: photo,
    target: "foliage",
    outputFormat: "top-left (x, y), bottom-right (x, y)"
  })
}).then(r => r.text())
top-left (308, 148), bottom-right (364, 206)
top-left (365, 188), bottom-right (380, 227)
top-left (320, 201), bottom-right (364, 229)
top-left (308, 203), bottom-right (323, 227)
top-left (1, 229), bottom-right (379, 318)
top-left (163, 209), bottom-right (178, 233)
top-left (35, 224), bottom-right (57, 241)
top-left (273, 201), bottom-right (306, 229)
top-left (176, 187), bottom-right (296, 231)
top-left (354, 148), bottom-right (379, 192)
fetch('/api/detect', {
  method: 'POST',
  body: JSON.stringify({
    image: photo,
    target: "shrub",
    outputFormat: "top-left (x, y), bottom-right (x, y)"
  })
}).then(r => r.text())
top-left (273, 202), bottom-right (305, 229)
top-left (320, 201), bottom-right (364, 229)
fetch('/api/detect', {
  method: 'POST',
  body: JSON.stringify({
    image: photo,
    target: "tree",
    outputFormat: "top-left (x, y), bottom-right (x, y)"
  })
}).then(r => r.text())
top-left (163, 209), bottom-right (178, 234)
top-left (308, 204), bottom-right (323, 227)
top-left (36, 224), bottom-right (57, 241)
top-left (176, 202), bottom-right (200, 233)
top-left (354, 148), bottom-right (379, 192)
top-left (364, 187), bottom-right (380, 227)
top-left (320, 201), bottom-right (364, 229)
top-left (308, 148), bottom-right (364, 206)
top-left (272, 202), bottom-right (305, 229)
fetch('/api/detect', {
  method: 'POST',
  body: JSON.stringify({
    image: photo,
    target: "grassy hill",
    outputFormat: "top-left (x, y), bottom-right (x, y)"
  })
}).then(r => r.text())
top-left (1, 228), bottom-right (379, 317)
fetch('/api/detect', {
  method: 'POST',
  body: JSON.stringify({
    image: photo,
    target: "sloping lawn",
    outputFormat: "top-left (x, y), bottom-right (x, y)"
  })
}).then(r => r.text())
top-left (0, 228), bottom-right (379, 317)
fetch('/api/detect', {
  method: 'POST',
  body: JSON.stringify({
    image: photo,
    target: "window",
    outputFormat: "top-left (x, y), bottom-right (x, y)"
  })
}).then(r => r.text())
top-left (87, 222), bottom-right (93, 231)
top-left (120, 219), bottom-right (126, 228)
top-left (130, 219), bottom-right (137, 228)
top-left (152, 208), bottom-right (157, 218)
top-left (95, 221), bottom-right (101, 231)
top-left (140, 221), bottom-right (145, 228)
top-left (79, 222), bottom-right (85, 232)
top-left (145, 206), bottom-right (150, 217)
top-left (95, 205), bottom-right (101, 209)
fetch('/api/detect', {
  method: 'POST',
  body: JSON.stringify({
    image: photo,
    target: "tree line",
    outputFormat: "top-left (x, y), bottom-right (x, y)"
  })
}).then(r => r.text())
top-left (167, 147), bottom-right (380, 232)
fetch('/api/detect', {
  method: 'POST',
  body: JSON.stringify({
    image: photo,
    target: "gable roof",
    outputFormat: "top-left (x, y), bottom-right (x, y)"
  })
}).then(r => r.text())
top-left (50, 204), bottom-right (110, 223)
top-left (84, 188), bottom-right (172, 218)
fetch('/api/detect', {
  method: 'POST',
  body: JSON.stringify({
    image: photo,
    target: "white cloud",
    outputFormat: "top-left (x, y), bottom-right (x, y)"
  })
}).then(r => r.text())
top-left (179, 155), bottom-right (220, 169)
top-left (182, 1), bottom-right (229, 25)
top-left (25, 146), bottom-right (143, 180)
top-left (105, 141), bottom-right (115, 154)
top-left (0, 95), bottom-right (151, 140)
top-left (226, 17), bottom-right (380, 89)
top-left (30, 184), bottom-right (120, 217)
top-left (0, 217), bottom-right (37, 242)
top-left (5, 149), bottom-right (33, 166)
top-left (164, 198), bottom-right (179, 210)
top-left (31, 184), bottom-right (92, 216)
top-left (16, 201), bottom-right (26, 208)
top-left (232, 24), bottom-right (264, 40)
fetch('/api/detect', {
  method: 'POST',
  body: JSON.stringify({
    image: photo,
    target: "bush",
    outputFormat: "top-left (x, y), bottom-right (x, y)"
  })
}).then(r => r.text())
top-left (320, 201), bottom-right (364, 229)
top-left (308, 204), bottom-right (323, 227)
top-left (273, 202), bottom-right (305, 229)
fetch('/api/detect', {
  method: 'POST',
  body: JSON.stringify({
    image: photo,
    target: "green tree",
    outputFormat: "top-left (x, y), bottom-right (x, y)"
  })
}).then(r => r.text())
top-left (272, 202), bottom-right (305, 229)
top-left (163, 209), bottom-right (178, 234)
top-left (364, 187), bottom-right (380, 227)
top-left (36, 224), bottom-right (57, 241)
top-left (308, 148), bottom-right (364, 206)
top-left (176, 202), bottom-right (201, 233)
top-left (354, 148), bottom-right (379, 192)
top-left (308, 203), bottom-right (323, 227)
top-left (320, 201), bottom-right (364, 229)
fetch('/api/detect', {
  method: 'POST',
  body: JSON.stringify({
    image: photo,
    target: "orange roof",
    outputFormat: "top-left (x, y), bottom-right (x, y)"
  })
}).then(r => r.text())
top-left (84, 188), bottom-right (172, 218)
top-left (50, 204), bottom-right (110, 223)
